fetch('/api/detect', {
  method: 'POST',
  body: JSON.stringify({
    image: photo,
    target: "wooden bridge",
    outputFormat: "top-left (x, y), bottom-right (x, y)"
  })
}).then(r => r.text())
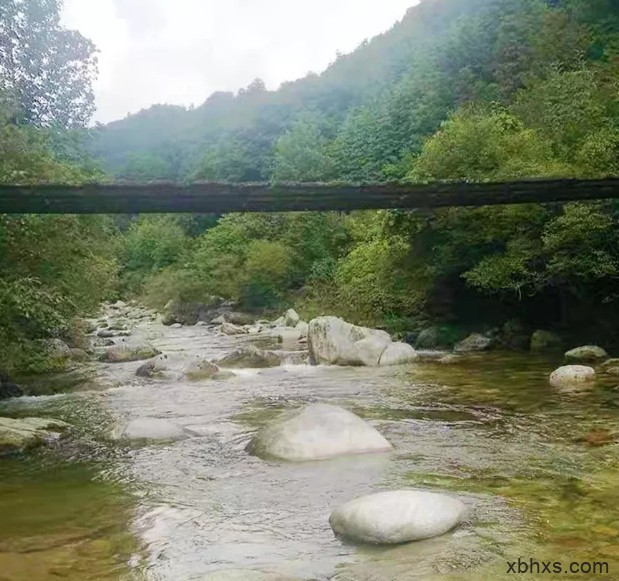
top-left (1, 178), bottom-right (619, 214)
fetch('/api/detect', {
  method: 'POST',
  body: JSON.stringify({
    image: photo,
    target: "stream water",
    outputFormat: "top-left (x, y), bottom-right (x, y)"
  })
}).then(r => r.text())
top-left (1, 310), bottom-right (619, 580)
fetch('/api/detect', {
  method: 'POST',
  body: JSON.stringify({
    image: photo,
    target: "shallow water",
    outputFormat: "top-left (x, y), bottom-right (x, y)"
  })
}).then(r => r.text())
top-left (2, 315), bottom-right (619, 580)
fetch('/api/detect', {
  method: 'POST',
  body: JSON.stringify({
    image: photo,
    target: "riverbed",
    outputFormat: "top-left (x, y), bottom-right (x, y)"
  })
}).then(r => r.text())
top-left (2, 311), bottom-right (619, 580)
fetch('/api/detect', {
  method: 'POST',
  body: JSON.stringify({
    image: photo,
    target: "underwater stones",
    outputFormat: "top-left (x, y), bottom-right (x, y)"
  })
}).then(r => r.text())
top-left (379, 342), bottom-right (418, 366)
top-left (565, 345), bottom-right (608, 363)
top-left (99, 343), bottom-right (161, 363)
top-left (112, 418), bottom-right (187, 441)
top-left (0, 417), bottom-right (70, 455)
top-left (549, 365), bottom-right (595, 388)
top-left (329, 490), bottom-right (467, 545)
top-left (246, 404), bottom-right (393, 461)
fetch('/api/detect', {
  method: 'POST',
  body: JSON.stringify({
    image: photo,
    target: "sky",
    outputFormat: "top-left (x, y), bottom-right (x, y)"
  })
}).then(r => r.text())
top-left (61, 0), bottom-right (418, 124)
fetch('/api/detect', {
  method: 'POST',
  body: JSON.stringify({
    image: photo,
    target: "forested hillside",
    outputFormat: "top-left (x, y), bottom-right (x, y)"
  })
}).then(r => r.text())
top-left (101, 0), bottom-right (619, 350)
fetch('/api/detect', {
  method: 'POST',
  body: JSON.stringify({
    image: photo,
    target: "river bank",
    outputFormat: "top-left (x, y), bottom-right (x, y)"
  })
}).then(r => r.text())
top-left (1, 304), bottom-right (619, 580)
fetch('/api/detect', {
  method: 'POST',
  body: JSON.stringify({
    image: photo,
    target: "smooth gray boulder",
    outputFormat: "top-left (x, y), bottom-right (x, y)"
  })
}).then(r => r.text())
top-left (454, 333), bottom-right (492, 353)
top-left (246, 404), bottom-right (393, 461)
top-left (136, 354), bottom-right (171, 378)
top-left (329, 490), bottom-right (467, 545)
top-left (0, 417), bottom-right (70, 455)
top-left (565, 345), bottom-right (608, 363)
top-left (354, 336), bottom-right (391, 366)
top-left (308, 316), bottom-right (392, 366)
top-left (379, 342), bottom-right (417, 366)
top-left (112, 418), bottom-right (187, 441)
top-left (549, 365), bottom-right (595, 388)
top-left (284, 309), bottom-right (300, 327)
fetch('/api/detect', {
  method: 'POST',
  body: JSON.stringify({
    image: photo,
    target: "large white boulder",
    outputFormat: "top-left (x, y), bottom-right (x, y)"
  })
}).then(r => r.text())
top-left (354, 336), bottom-right (391, 366)
top-left (308, 316), bottom-right (392, 366)
top-left (246, 404), bottom-right (393, 461)
top-left (379, 342), bottom-right (418, 366)
top-left (295, 320), bottom-right (309, 338)
top-left (329, 490), bottom-right (467, 545)
top-left (112, 418), bottom-right (187, 441)
top-left (549, 365), bottom-right (595, 388)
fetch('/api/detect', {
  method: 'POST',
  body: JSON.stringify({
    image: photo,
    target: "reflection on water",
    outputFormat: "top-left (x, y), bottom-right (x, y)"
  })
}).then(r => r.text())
top-left (1, 319), bottom-right (619, 580)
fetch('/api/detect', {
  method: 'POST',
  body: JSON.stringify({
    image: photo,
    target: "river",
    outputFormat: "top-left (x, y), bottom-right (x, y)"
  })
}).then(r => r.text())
top-left (1, 308), bottom-right (619, 580)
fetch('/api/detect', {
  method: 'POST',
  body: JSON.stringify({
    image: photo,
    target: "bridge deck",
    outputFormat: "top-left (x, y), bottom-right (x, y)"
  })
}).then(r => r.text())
top-left (1, 178), bottom-right (619, 214)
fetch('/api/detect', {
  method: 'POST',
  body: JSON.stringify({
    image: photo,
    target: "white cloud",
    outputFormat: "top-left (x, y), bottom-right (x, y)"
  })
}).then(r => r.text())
top-left (61, 0), bottom-right (418, 123)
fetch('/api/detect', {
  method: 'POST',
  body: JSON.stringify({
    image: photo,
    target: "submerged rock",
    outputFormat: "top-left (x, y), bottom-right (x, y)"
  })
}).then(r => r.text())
top-left (99, 343), bottom-right (161, 363)
top-left (307, 316), bottom-right (392, 366)
top-left (246, 404), bottom-right (393, 461)
top-left (112, 418), bottom-right (187, 441)
top-left (565, 345), bottom-right (608, 363)
top-left (0, 417), bottom-right (70, 455)
top-left (329, 490), bottom-right (467, 545)
top-left (549, 365), bottom-right (595, 388)
top-left (216, 346), bottom-right (282, 369)
top-left (454, 333), bottom-right (493, 353)
top-left (379, 342), bottom-right (418, 366)
top-left (530, 330), bottom-right (562, 351)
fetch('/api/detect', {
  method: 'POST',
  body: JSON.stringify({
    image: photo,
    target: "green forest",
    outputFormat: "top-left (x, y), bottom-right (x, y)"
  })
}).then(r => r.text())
top-left (2, 0), bottom-right (619, 375)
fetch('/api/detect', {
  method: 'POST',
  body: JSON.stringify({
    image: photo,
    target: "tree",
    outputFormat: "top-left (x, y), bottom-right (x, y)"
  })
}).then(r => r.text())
top-left (0, 0), bottom-right (98, 127)
top-left (272, 118), bottom-right (333, 182)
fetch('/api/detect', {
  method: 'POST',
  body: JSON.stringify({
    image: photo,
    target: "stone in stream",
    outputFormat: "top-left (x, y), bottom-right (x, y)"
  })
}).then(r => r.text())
top-left (0, 417), bottom-right (71, 455)
top-left (379, 342), bottom-right (418, 366)
top-left (549, 365), bottom-right (595, 388)
top-left (246, 404), bottom-right (393, 461)
top-left (183, 359), bottom-right (221, 380)
top-left (284, 308), bottom-right (300, 327)
top-left (136, 355), bottom-right (171, 378)
top-left (111, 418), bottom-right (188, 441)
top-left (329, 490), bottom-right (468, 545)
top-left (307, 316), bottom-right (393, 366)
top-left (215, 345), bottom-right (282, 369)
top-left (454, 333), bottom-right (493, 353)
top-left (601, 358), bottom-right (619, 371)
top-left (295, 320), bottom-right (309, 338)
top-left (221, 322), bottom-right (247, 336)
top-left (99, 343), bottom-right (161, 363)
top-left (530, 330), bottom-right (562, 351)
top-left (565, 345), bottom-right (608, 363)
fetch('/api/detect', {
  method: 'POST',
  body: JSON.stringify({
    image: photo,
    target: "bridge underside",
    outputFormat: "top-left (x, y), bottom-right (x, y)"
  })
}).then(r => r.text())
top-left (1, 178), bottom-right (619, 214)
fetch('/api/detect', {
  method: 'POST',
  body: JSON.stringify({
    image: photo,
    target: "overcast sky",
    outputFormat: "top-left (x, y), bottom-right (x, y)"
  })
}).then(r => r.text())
top-left (61, 0), bottom-right (418, 124)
